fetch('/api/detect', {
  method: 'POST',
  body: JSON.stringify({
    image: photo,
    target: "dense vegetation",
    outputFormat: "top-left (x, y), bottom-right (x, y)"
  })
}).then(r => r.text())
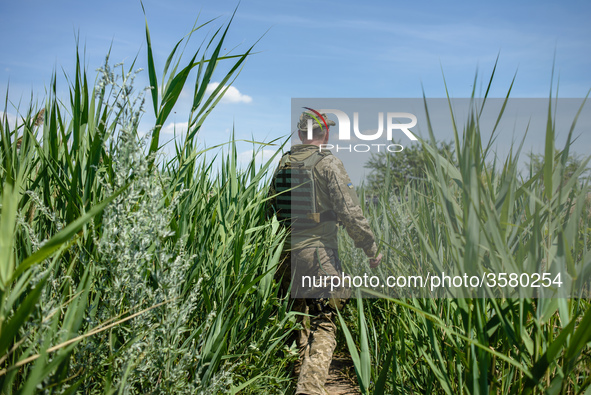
top-left (1, 11), bottom-right (590, 395)
top-left (363, 139), bottom-right (454, 194)
top-left (339, 93), bottom-right (591, 393)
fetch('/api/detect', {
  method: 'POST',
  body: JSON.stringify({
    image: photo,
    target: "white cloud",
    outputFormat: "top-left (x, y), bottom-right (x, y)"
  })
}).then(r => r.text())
top-left (161, 122), bottom-right (188, 136)
top-left (206, 83), bottom-right (252, 104)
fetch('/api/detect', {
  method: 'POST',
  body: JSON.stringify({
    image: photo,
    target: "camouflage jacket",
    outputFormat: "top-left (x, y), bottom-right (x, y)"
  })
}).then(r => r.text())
top-left (269, 144), bottom-right (378, 257)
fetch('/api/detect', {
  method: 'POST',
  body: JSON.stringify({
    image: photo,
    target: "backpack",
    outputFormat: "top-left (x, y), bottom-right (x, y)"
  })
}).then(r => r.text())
top-left (273, 150), bottom-right (337, 229)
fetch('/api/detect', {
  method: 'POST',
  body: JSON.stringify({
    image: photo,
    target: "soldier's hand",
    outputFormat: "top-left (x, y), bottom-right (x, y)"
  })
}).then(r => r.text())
top-left (369, 253), bottom-right (383, 268)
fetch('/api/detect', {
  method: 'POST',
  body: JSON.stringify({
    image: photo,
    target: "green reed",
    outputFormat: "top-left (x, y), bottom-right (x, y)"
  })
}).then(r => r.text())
top-left (0, 11), bottom-right (297, 394)
top-left (337, 70), bottom-right (591, 394)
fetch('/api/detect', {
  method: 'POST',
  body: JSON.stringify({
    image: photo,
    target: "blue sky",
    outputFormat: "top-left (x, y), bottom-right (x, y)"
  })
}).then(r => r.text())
top-left (1, 0), bottom-right (590, 171)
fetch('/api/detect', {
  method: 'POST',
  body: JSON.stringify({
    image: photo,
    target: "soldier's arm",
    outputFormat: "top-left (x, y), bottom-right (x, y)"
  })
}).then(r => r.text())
top-left (321, 156), bottom-right (378, 257)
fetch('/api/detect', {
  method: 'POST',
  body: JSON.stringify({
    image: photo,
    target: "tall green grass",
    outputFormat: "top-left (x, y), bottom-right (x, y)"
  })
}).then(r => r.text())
top-left (337, 73), bottom-right (591, 394)
top-left (0, 13), bottom-right (298, 394)
top-left (2, 7), bottom-right (590, 395)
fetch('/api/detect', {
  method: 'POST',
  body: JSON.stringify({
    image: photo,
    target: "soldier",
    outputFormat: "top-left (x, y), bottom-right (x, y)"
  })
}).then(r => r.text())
top-left (270, 111), bottom-right (383, 395)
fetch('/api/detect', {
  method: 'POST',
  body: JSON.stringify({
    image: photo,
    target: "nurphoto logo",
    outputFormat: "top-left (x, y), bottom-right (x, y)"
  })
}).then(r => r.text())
top-left (302, 106), bottom-right (418, 153)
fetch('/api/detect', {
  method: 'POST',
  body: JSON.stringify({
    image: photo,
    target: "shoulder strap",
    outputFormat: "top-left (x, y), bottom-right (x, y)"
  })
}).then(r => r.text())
top-left (301, 149), bottom-right (331, 169)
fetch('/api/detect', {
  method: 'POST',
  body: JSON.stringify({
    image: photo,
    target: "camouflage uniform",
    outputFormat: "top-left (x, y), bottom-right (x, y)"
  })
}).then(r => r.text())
top-left (271, 128), bottom-right (378, 394)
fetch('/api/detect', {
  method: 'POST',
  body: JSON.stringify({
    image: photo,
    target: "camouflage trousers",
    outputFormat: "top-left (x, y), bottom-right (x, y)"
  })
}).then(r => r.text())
top-left (276, 248), bottom-right (349, 395)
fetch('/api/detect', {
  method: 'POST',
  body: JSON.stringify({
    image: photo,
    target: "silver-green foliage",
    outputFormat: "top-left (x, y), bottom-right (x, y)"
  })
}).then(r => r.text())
top-left (0, 11), bottom-right (295, 395)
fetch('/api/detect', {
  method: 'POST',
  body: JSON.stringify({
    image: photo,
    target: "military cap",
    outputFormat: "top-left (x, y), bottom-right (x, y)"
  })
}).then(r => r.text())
top-left (297, 111), bottom-right (336, 132)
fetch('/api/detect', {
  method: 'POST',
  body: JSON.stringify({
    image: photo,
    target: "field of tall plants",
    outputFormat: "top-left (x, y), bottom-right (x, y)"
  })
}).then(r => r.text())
top-left (1, 11), bottom-right (590, 395)
top-left (337, 91), bottom-right (591, 393)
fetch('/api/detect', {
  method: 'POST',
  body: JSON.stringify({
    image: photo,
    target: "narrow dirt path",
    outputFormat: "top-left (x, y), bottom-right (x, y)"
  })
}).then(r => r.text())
top-left (323, 354), bottom-right (360, 395)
